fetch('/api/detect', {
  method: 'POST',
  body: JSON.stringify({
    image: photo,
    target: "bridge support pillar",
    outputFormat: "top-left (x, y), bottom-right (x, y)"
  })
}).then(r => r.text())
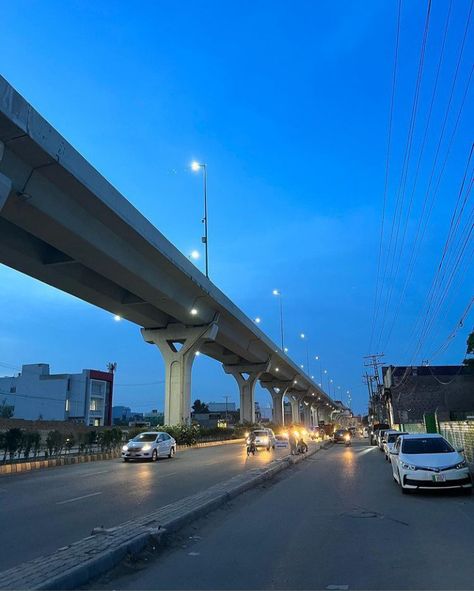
top-left (303, 404), bottom-right (312, 429)
top-left (142, 322), bottom-right (218, 425)
top-left (290, 397), bottom-right (300, 424)
top-left (260, 381), bottom-right (291, 426)
top-left (312, 405), bottom-right (320, 427)
top-left (224, 362), bottom-right (270, 424)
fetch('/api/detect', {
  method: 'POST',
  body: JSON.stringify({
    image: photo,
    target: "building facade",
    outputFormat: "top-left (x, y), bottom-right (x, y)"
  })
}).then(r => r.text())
top-left (383, 365), bottom-right (474, 427)
top-left (0, 364), bottom-right (113, 426)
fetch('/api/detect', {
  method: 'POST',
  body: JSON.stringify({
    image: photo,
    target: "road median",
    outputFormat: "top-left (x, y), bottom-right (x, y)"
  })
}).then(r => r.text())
top-left (0, 441), bottom-right (329, 590)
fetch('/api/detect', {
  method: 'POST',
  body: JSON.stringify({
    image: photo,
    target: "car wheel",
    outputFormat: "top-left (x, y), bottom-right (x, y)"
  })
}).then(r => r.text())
top-left (151, 449), bottom-right (158, 462)
top-left (385, 454), bottom-right (388, 461)
top-left (168, 446), bottom-right (175, 459)
top-left (123, 458), bottom-right (129, 462)
top-left (272, 445), bottom-right (275, 450)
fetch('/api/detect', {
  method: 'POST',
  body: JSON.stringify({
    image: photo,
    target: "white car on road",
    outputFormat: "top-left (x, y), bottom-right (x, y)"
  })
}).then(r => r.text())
top-left (383, 430), bottom-right (408, 460)
top-left (390, 433), bottom-right (472, 494)
top-left (122, 431), bottom-right (176, 462)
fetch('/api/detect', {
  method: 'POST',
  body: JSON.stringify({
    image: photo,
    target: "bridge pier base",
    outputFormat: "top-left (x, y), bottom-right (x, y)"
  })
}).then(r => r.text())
top-left (224, 363), bottom-right (269, 424)
top-left (290, 397), bottom-right (300, 424)
top-left (141, 322), bottom-right (218, 425)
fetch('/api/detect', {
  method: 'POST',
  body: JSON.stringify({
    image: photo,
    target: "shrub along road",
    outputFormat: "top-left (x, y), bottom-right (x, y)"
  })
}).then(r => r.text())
top-left (0, 440), bottom-right (289, 572)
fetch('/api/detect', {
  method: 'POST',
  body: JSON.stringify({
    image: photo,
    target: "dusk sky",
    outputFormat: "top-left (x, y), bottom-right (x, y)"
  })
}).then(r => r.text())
top-left (0, 0), bottom-right (472, 415)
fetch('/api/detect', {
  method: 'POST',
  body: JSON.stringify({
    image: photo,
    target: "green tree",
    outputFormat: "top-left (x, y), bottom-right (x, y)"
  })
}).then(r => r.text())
top-left (0, 432), bottom-right (6, 463)
top-left (192, 399), bottom-right (209, 414)
top-left (65, 434), bottom-right (75, 454)
top-left (31, 432), bottom-right (42, 458)
top-left (463, 331), bottom-right (474, 367)
top-left (5, 428), bottom-right (23, 461)
top-left (46, 430), bottom-right (65, 457)
top-left (0, 399), bottom-right (14, 419)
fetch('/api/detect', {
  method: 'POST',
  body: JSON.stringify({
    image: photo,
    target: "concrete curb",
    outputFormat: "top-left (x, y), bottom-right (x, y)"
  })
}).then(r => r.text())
top-left (0, 439), bottom-right (245, 478)
top-left (0, 442), bottom-right (328, 590)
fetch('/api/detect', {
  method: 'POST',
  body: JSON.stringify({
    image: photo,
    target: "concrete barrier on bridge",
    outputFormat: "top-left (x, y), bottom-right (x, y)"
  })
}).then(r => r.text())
top-left (0, 441), bottom-right (331, 590)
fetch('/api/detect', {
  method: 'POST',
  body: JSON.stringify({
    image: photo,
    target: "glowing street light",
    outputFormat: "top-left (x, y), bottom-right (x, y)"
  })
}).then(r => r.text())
top-left (190, 161), bottom-right (209, 278)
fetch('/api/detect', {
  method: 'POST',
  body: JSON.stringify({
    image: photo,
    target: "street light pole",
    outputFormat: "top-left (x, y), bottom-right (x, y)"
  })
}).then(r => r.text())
top-left (272, 290), bottom-right (285, 351)
top-left (191, 162), bottom-right (209, 278)
top-left (300, 333), bottom-right (310, 375)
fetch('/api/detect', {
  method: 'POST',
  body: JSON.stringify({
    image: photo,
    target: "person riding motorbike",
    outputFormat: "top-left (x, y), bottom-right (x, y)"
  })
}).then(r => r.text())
top-left (246, 431), bottom-right (257, 456)
top-left (297, 434), bottom-right (308, 454)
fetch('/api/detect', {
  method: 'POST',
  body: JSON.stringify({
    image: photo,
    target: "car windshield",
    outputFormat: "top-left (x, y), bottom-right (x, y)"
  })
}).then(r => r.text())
top-left (253, 431), bottom-right (267, 436)
top-left (132, 434), bottom-right (156, 442)
top-left (336, 430), bottom-right (347, 435)
top-left (387, 433), bottom-right (404, 443)
top-left (402, 437), bottom-right (454, 454)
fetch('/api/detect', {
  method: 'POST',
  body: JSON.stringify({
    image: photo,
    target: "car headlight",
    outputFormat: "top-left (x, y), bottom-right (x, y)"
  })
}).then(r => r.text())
top-left (401, 461), bottom-right (417, 470)
top-left (122, 445), bottom-right (128, 451)
top-left (142, 444), bottom-right (152, 451)
top-left (455, 460), bottom-right (467, 469)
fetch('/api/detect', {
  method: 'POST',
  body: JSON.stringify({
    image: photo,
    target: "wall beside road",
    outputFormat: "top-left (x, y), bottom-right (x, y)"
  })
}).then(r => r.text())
top-left (440, 421), bottom-right (474, 467)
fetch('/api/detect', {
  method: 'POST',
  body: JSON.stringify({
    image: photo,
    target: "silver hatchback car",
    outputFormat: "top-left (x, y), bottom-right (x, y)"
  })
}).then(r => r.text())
top-left (122, 431), bottom-right (177, 462)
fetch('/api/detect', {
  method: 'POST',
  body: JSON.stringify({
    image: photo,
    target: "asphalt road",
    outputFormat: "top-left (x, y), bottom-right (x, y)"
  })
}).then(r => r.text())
top-left (96, 439), bottom-right (474, 590)
top-left (0, 442), bottom-right (290, 572)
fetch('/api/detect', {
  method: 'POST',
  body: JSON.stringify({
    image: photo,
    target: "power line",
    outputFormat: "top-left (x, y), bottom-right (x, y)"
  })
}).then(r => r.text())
top-left (428, 296), bottom-right (474, 361)
top-left (383, 4), bottom-right (474, 357)
top-left (368, 0), bottom-right (403, 353)
top-left (376, 0), bottom-right (433, 352)
top-left (382, 0), bottom-right (454, 351)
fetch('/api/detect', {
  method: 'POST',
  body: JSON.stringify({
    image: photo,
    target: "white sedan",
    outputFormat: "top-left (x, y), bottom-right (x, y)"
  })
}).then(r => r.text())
top-left (390, 433), bottom-right (472, 494)
top-left (383, 430), bottom-right (409, 460)
top-left (122, 431), bottom-right (177, 462)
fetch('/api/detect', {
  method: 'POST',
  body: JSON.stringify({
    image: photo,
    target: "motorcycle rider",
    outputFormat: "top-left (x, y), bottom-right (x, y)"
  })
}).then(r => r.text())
top-left (247, 431), bottom-right (257, 455)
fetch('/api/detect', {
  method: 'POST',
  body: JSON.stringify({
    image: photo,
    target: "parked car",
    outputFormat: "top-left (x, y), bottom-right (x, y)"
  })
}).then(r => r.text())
top-left (377, 429), bottom-right (390, 450)
top-left (122, 431), bottom-right (176, 462)
top-left (248, 429), bottom-right (276, 450)
top-left (383, 431), bottom-right (408, 460)
top-left (389, 433), bottom-right (472, 494)
top-left (275, 434), bottom-right (289, 448)
top-left (370, 423), bottom-right (390, 445)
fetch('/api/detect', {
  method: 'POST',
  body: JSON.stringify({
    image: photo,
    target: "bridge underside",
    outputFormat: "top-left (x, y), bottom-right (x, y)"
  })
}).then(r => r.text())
top-left (0, 76), bottom-right (338, 425)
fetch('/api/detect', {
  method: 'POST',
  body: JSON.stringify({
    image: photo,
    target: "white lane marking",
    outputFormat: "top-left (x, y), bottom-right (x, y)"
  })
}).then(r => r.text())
top-left (82, 470), bottom-right (110, 477)
top-left (56, 491), bottom-right (102, 505)
top-left (357, 447), bottom-right (377, 456)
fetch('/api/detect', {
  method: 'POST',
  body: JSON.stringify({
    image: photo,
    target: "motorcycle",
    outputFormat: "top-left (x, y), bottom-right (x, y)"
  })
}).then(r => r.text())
top-left (297, 439), bottom-right (308, 454)
top-left (246, 440), bottom-right (257, 456)
top-left (344, 433), bottom-right (352, 447)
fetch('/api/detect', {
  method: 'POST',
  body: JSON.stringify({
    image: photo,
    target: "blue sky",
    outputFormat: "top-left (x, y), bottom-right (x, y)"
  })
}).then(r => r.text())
top-left (0, 0), bottom-right (472, 415)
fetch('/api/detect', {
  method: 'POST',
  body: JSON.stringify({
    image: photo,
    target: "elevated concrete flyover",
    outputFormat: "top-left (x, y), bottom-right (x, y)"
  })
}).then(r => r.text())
top-left (0, 75), bottom-right (337, 424)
